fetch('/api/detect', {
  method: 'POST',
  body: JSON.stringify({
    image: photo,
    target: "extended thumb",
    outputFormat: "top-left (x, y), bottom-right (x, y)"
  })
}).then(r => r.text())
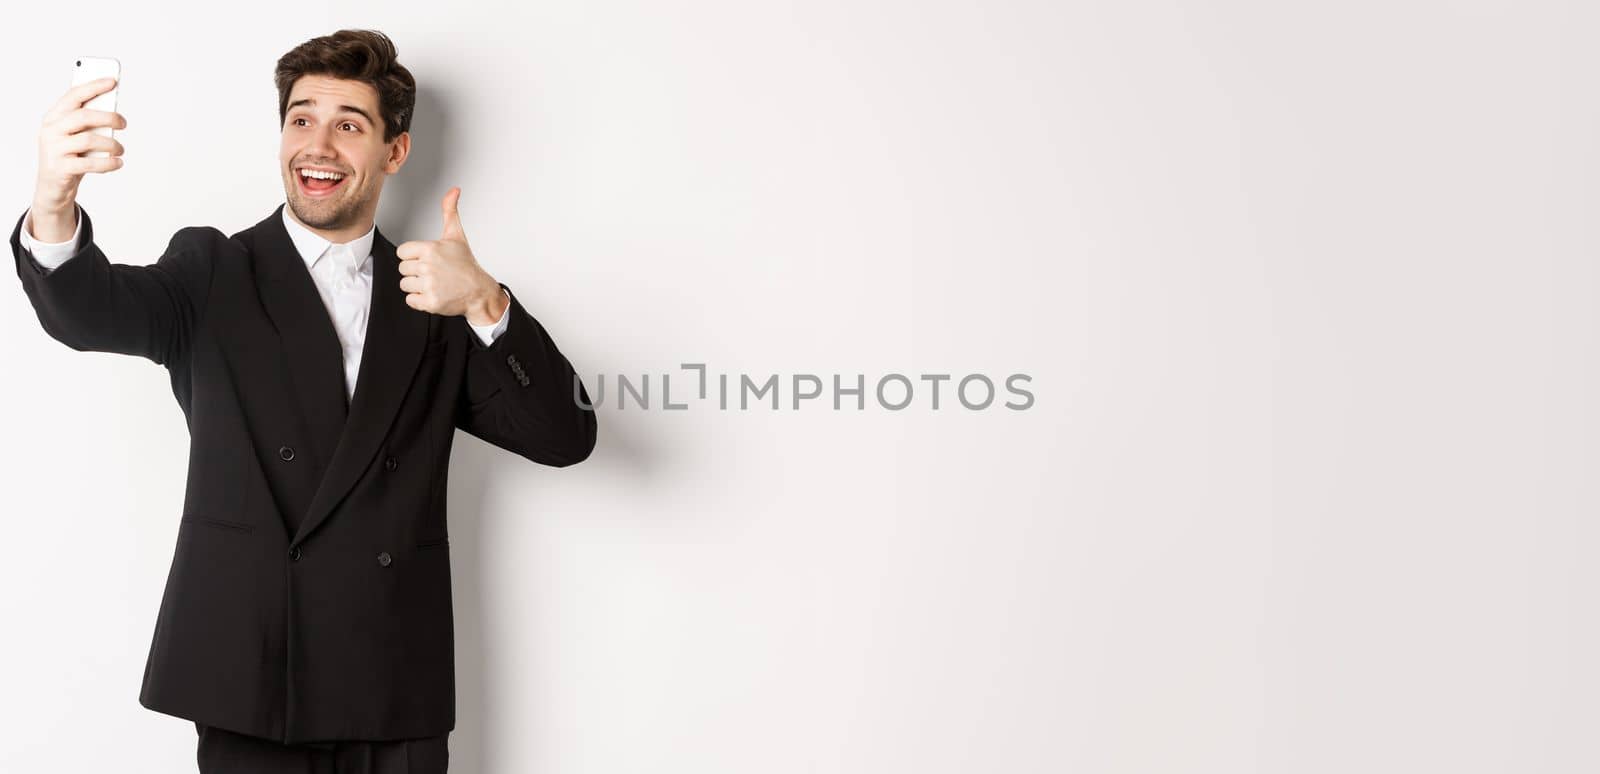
top-left (441, 187), bottom-right (465, 239)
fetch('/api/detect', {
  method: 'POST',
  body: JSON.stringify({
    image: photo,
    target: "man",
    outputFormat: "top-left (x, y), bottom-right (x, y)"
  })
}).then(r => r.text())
top-left (10, 29), bottom-right (597, 773)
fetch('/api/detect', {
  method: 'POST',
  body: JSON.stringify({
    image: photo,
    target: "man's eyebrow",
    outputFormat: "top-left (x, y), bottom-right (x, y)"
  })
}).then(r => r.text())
top-left (286, 98), bottom-right (377, 126)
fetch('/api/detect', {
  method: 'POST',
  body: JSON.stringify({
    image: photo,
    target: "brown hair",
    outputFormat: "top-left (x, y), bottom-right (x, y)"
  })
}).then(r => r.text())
top-left (275, 29), bottom-right (415, 143)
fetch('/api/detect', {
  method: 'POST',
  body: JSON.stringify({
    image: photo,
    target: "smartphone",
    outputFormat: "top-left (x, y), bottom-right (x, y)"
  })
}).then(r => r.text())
top-left (71, 56), bottom-right (120, 158)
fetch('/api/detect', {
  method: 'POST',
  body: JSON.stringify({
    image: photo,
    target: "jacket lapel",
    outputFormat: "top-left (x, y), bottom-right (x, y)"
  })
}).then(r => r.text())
top-left (254, 205), bottom-right (348, 473)
top-left (290, 221), bottom-right (428, 549)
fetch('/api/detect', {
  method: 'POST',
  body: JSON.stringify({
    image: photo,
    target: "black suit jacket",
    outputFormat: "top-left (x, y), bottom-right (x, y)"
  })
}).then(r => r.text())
top-left (8, 203), bottom-right (597, 744)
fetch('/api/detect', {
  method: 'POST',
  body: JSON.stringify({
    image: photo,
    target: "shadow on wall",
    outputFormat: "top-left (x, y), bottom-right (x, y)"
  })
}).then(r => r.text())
top-left (442, 437), bottom-right (490, 774)
top-left (377, 84), bottom-right (452, 241)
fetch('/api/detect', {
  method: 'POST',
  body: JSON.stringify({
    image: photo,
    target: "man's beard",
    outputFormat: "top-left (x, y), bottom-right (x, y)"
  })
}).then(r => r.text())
top-left (286, 176), bottom-right (364, 230)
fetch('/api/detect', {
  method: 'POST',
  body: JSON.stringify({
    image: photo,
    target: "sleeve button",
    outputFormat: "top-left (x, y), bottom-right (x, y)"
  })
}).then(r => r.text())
top-left (279, 445), bottom-right (295, 461)
top-left (377, 551), bottom-right (392, 567)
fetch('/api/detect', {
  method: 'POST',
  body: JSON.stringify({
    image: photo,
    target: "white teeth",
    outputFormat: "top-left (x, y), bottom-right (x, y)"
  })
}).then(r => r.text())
top-left (300, 169), bottom-right (345, 181)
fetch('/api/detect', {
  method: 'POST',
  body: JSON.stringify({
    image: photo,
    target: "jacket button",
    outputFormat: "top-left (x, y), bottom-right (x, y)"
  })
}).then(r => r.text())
top-left (377, 551), bottom-right (392, 567)
top-left (289, 546), bottom-right (302, 562)
top-left (279, 445), bottom-right (295, 461)
top-left (384, 456), bottom-right (398, 472)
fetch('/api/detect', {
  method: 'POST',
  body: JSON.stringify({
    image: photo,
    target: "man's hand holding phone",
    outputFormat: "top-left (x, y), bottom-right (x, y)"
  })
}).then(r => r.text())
top-left (31, 76), bottom-right (126, 243)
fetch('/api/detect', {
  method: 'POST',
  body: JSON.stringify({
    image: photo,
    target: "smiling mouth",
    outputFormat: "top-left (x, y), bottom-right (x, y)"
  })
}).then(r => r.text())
top-left (296, 168), bottom-right (348, 197)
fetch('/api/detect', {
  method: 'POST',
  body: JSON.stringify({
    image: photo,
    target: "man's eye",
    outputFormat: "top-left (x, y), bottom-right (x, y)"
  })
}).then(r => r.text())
top-left (341, 122), bottom-right (359, 132)
top-left (293, 117), bottom-right (308, 127)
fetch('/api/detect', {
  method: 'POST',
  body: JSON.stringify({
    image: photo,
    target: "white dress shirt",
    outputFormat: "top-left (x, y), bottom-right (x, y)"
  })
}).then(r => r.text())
top-left (19, 204), bottom-right (511, 400)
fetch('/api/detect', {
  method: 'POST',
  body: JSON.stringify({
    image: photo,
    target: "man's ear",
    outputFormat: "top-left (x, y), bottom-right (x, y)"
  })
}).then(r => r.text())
top-left (385, 131), bottom-right (410, 174)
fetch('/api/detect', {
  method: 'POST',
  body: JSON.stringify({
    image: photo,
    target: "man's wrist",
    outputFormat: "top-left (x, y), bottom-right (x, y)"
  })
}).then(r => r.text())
top-left (464, 281), bottom-right (509, 327)
top-left (31, 193), bottom-right (74, 218)
top-left (27, 199), bottom-right (78, 243)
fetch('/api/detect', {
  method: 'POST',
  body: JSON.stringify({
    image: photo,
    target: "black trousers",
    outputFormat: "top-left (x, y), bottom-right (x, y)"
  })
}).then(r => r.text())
top-left (194, 722), bottom-right (449, 773)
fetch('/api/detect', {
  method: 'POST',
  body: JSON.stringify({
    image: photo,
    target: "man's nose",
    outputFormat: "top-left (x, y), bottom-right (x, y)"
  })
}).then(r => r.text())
top-left (306, 123), bottom-right (338, 158)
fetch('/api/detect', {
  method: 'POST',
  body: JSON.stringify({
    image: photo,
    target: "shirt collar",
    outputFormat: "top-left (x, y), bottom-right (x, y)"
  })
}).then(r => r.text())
top-left (281, 203), bottom-right (376, 272)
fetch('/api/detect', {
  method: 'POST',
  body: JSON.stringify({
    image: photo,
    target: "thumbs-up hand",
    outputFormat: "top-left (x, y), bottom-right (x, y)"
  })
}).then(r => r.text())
top-left (396, 187), bottom-right (507, 324)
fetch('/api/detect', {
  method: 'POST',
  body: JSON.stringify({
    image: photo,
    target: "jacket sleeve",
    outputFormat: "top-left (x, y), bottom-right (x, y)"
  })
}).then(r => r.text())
top-left (10, 205), bottom-right (217, 367)
top-left (18, 206), bottom-right (84, 269)
top-left (453, 282), bottom-right (598, 467)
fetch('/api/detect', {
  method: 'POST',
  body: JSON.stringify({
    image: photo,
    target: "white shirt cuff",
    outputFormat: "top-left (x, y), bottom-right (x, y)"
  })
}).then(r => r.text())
top-left (19, 205), bottom-right (84, 270)
top-left (467, 288), bottom-right (512, 346)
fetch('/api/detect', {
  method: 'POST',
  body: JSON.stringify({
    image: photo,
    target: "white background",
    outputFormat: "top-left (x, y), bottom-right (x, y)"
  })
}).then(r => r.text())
top-left (2, 1), bottom-right (1597, 772)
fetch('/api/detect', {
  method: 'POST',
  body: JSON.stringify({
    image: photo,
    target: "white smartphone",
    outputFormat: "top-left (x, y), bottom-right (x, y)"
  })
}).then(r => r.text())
top-left (71, 56), bottom-right (120, 158)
